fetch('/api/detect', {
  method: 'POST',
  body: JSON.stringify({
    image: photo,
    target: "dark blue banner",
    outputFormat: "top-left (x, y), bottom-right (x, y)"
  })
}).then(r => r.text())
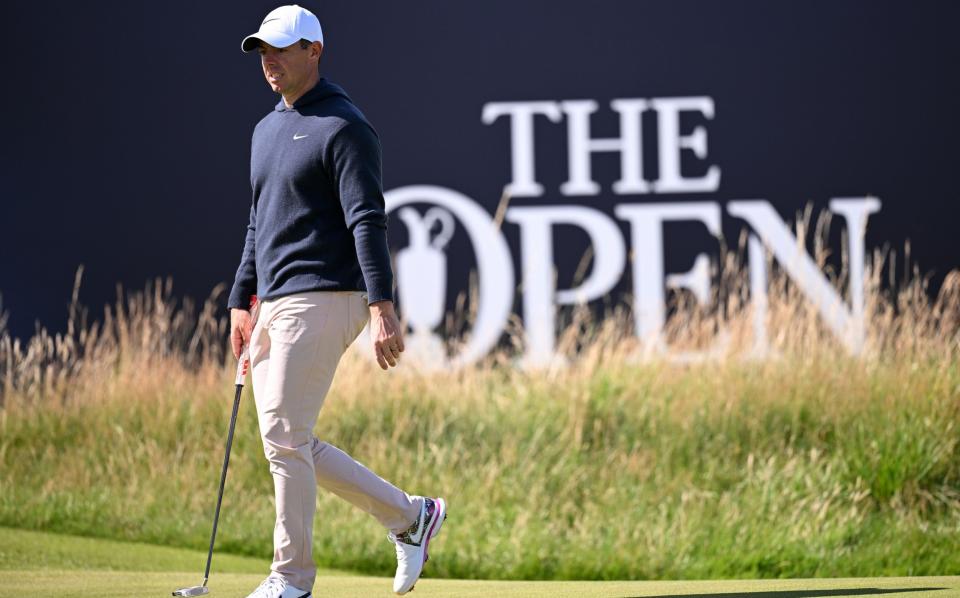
top-left (2, 1), bottom-right (958, 363)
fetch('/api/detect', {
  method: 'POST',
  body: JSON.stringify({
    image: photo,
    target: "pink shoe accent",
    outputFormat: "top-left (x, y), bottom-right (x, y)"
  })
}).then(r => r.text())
top-left (421, 497), bottom-right (446, 566)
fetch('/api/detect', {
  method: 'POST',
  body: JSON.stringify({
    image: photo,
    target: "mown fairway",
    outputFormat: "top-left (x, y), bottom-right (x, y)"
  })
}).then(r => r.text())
top-left (2, 527), bottom-right (958, 598)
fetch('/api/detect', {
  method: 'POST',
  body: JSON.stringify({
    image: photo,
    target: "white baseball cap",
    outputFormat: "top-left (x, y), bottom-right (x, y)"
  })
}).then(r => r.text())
top-left (241, 5), bottom-right (324, 52)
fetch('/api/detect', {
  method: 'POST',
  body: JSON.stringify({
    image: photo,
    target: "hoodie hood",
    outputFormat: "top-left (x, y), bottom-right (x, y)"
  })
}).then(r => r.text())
top-left (275, 77), bottom-right (352, 112)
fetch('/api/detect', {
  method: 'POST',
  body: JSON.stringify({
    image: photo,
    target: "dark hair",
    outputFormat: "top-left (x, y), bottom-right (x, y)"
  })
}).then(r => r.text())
top-left (299, 39), bottom-right (312, 49)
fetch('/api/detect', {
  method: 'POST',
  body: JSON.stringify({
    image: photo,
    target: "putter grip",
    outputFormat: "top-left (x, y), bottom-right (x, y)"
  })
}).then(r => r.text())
top-left (234, 295), bottom-right (259, 385)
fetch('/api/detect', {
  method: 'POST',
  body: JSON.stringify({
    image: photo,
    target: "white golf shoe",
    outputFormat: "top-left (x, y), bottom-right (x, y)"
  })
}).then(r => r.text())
top-left (245, 575), bottom-right (311, 598)
top-left (389, 496), bottom-right (447, 595)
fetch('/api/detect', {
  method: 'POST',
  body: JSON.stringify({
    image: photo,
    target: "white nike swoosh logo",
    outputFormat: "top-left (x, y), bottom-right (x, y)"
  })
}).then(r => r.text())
top-left (293, 133), bottom-right (308, 140)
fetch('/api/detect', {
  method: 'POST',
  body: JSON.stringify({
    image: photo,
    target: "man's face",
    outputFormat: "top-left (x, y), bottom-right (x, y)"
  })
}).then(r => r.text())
top-left (257, 40), bottom-right (321, 95)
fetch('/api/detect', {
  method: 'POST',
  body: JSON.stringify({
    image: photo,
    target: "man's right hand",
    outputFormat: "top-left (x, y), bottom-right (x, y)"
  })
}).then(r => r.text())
top-left (230, 308), bottom-right (254, 360)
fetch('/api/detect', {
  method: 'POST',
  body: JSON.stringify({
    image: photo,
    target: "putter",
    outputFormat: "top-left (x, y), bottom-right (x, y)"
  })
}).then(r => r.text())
top-left (173, 296), bottom-right (260, 597)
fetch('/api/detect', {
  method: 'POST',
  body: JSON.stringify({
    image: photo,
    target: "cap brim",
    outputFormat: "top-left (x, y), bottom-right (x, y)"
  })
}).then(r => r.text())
top-left (241, 30), bottom-right (301, 52)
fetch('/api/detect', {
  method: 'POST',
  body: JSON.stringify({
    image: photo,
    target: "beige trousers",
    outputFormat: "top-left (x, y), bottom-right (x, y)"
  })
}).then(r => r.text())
top-left (248, 291), bottom-right (421, 591)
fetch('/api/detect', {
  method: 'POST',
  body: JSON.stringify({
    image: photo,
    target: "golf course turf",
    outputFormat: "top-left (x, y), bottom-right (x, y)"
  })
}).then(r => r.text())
top-left (1, 527), bottom-right (957, 598)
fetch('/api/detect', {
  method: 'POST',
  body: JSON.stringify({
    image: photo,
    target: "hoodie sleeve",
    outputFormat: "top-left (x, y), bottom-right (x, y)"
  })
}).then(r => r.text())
top-left (329, 121), bottom-right (395, 304)
top-left (227, 200), bottom-right (258, 310)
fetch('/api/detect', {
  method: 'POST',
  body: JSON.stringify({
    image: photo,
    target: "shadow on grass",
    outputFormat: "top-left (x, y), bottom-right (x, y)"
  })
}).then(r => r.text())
top-left (624, 588), bottom-right (948, 598)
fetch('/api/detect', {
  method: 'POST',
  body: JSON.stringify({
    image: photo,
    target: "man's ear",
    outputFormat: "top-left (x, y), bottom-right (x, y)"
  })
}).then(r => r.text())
top-left (312, 41), bottom-right (324, 61)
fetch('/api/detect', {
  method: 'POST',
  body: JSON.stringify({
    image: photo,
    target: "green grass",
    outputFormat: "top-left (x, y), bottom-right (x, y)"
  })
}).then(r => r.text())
top-left (1, 353), bottom-right (958, 580)
top-left (0, 526), bottom-right (266, 574)
top-left (2, 527), bottom-right (958, 598)
top-left (1, 262), bottom-right (959, 581)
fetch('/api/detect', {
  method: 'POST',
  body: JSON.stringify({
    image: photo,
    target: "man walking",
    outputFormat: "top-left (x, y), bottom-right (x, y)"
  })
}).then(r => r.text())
top-left (227, 6), bottom-right (446, 597)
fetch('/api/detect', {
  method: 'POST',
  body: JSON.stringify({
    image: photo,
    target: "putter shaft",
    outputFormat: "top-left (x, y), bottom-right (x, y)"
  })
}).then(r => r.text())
top-left (202, 383), bottom-right (244, 582)
top-left (173, 296), bottom-right (258, 597)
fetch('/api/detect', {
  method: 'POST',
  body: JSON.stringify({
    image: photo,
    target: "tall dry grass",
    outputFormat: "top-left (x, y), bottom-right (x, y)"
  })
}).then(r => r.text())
top-left (0, 211), bottom-right (958, 579)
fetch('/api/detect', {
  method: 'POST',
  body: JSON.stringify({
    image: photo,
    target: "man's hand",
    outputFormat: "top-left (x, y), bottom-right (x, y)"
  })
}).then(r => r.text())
top-left (369, 300), bottom-right (404, 370)
top-left (230, 307), bottom-right (254, 360)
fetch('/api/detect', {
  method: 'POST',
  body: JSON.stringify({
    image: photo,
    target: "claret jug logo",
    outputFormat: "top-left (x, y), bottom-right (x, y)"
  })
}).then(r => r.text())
top-left (387, 96), bottom-right (881, 368)
top-left (386, 186), bottom-right (514, 369)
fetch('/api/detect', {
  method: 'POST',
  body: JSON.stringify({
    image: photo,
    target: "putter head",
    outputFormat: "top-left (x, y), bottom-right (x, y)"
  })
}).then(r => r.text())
top-left (172, 586), bottom-right (210, 597)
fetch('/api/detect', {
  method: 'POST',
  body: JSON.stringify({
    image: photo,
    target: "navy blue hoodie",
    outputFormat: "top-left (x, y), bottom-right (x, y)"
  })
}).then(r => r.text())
top-left (227, 78), bottom-right (393, 310)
